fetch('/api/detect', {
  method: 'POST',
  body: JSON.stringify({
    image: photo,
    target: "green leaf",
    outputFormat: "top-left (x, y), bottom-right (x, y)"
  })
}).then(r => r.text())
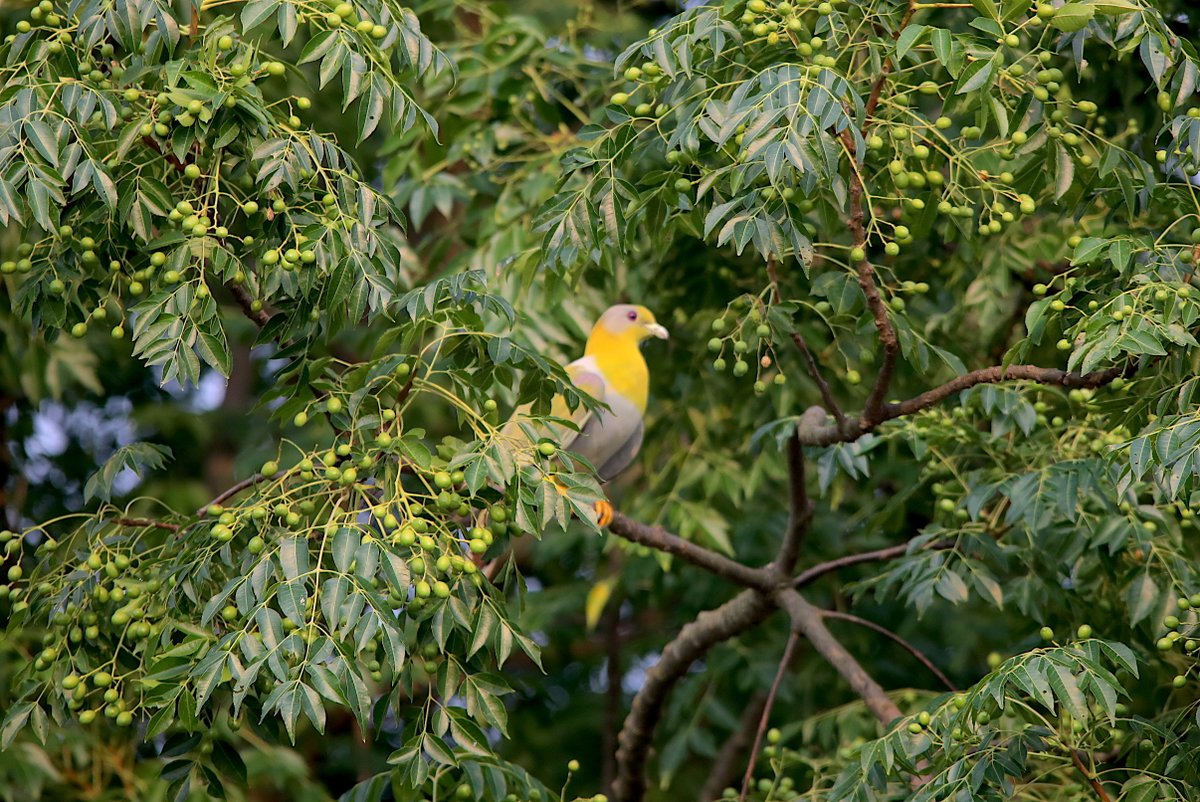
top-left (24, 119), bottom-right (58, 167)
top-left (895, 24), bottom-right (928, 62)
top-left (84, 442), bottom-right (173, 502)
top-left (1055, 143), bottom-right (1075, 200)
top-left (954, 54), bottom-right (998, 95)
top-left (1050, 2), bottom-right (1096, 31)
top-left (280, 537), bottom-right (309, 581)
top-left (1090, 0), bottom-right (1139, 13)
top-left (1126, 572), bottom-right (1159, 625)
top-left (240, 0), bottom-right (277, 30)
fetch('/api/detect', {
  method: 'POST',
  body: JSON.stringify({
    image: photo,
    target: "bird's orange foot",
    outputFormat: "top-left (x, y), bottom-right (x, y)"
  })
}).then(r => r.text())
top-left (594, 500), bottom-right (613, 528)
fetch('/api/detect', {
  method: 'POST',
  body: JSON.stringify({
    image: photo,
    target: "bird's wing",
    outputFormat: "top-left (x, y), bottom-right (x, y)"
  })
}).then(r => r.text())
top-left (592, 417), bottom-right (644, 481)
top-left (568, 388), bottom-right (645, 482)
top-left (501, 357), bottom-right (608, 449)
top-left (501, 356), bottom-right (646, 482)
top-left (551, 361), bottom-right (607, 451)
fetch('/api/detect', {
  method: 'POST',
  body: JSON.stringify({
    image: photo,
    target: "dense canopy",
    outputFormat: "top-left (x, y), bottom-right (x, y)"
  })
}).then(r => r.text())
top-left (5, 1), bottom-right (1200, 801)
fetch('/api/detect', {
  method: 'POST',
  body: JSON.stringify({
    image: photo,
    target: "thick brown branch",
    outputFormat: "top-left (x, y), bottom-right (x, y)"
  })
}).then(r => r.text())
top-left (613, 590), bottom-right (775, 802)
top-left (775, 588), bottom-right (902, 725)
top-left (852, 1), bottom-right (918, 424)
top-left (772, 431), bottom-right (810, 575)
top-left (698, 694), bottom-right (766, 802)
top-left (608, 512), bottom-right (773, 592)
top-left (795, 362), bottom-right (1131, 447)
top-left (821, 610), bottom-right (956, 692)
top-left (839, 130), bottom-right (898, 426)
top-left (793, 539), bottom-right (955, 588)
top-left (738, 631), bottom-right (800, 802)
top-left (888, 363), bottom-right (1126, 418)
top-left (1071, 749), bottom-right (1114, 802)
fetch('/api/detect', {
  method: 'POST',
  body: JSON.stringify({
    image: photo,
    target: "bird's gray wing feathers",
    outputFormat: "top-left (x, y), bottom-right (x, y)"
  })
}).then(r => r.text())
top-left (594, 418), bottom-right (644, 481)
top-left (556, 367), bottom-right (606, 452)
top-left (570, 392), bottom-right (644, 482)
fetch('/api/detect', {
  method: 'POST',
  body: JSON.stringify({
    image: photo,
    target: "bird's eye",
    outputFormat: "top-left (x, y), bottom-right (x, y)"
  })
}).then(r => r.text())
top-left (627, 310), bottom-right (638, 321)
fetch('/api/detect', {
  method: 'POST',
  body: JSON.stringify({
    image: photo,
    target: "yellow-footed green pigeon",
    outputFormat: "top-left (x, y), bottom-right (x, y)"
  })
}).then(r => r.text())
top-left (505, 304), bottom-right (668, 525)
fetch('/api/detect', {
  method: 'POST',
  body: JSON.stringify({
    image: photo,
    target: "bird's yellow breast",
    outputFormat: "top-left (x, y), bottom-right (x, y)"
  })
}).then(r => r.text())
top-left (585, 327), bottom-right (649, 412)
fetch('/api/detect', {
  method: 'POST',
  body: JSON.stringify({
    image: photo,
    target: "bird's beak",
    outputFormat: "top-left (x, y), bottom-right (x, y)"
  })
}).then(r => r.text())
top-left (646, 323), bottom-right (669, 340)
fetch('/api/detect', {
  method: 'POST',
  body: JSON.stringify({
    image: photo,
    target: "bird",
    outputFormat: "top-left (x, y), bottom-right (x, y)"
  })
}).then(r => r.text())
top-left (504, 303), bottom-right (668, 526)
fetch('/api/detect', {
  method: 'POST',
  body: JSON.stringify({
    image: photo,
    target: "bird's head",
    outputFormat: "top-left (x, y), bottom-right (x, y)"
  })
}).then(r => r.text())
top-left (592, 304), bottom-right (670, 344)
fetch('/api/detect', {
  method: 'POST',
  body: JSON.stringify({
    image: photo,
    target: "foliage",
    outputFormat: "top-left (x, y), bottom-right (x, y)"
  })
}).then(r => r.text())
top-left (6, 0), bottom-right (1200, 801)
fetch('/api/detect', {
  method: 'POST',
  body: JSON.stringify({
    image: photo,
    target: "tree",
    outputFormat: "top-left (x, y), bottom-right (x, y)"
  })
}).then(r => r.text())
top-left (5, 0), bottom-right (1200, 800)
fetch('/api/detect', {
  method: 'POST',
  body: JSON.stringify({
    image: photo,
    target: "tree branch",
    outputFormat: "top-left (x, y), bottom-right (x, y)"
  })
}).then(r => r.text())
top-left (739, 631), bottom-right (800, 802)
top-left (196, 473), bottom-right (271, 516)
top-left (613, 590), bottom-right (775, 802)
top-left (863, 0), bottom-right (918, 119)
top-left (775, 588), bottom-right (902, 725)
top-left (766, 257), bottom-right (845, 427)
top-left (821, 610), bottom-right (956, 692)
top-left (608, 512), bottom-right (774, 592)
top-left (1071, 749), bottom-right (1114, 802)
top-left (840, 129), bottom-right (899, 428)
top-left (795, 362), bottom-right (1131, 447)
top-left (114, 517), bottom-right (180, 532)
top-left (793, 539), bottom-right (955, 588)
top-left (602, 553), bottom-right (625, 798)
top-left (0, 395), bottom-right (13, 532)
top-left (850, 0), bottom-right (917, 425)
top-left (886, 363), bottom-right (1127, 418)
top-left (227, 283), bottom-right (271, 328)
top-left (771, 431), bottom-right (810, 575)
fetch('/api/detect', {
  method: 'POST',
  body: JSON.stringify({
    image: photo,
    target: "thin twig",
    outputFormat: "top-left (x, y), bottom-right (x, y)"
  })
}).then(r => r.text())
top-left (864, 0), bottom-right (919, 119)
top-left (196, 473), bottom-right (269, 516)
top-left (821, 610), bottom-right (956, 691)
top-left (699, 694), bottom-right (766, 802)
top-left (738, 631), bottom-right (800, 802)
top-left (114, 517), bottom-right (180, 532)
top-left (602, 552), bottom-right (625, 797)
top-left (765, 257), bottom-right (845, 427)
top-left (793, 539), bottom-right (955, 588)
